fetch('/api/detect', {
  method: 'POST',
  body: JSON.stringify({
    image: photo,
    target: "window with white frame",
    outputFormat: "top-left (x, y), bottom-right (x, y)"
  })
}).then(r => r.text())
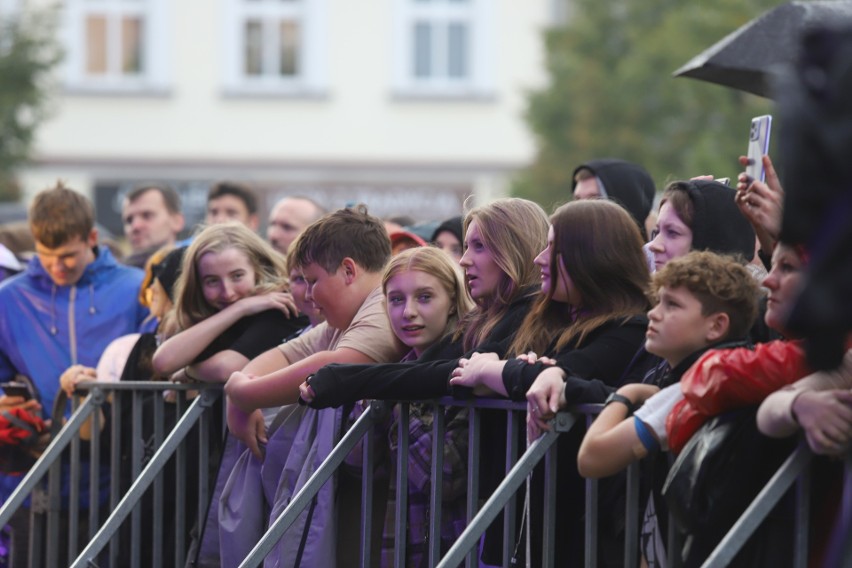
top-left (222, 0), bottom-right (326, 96)
top-left (62, 0), bottom-right (169, 92)
top-left (393, 0), bottom-right (493, 98)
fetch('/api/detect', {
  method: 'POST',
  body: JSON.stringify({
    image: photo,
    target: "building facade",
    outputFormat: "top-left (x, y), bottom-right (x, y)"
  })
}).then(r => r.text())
top-left (16, 0), bottom-right (553, 236)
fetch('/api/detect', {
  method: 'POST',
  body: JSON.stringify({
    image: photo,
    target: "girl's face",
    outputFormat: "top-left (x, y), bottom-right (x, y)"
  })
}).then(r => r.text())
top-left (762, 244), bottom-right (806, 334)
top-left (534, 225), bottom-right (581, 306)
top-left (434, 231), bottom-right (463, 263)
top-left (197, 247), bottom-right (256, 310)
top-left (386, 269), bottom-right (453, 357)
top-left (458, 219), bottom-right (503, 302)
top-left (648, 202), bottom-right (693, 272)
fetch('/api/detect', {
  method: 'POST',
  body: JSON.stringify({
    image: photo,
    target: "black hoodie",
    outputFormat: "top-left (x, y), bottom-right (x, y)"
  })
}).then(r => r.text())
top-left (573, 158), bottom-right (657, 239)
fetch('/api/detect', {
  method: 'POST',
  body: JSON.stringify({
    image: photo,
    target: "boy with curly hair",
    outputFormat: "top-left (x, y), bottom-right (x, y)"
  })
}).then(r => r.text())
top-left (576, 251), bottom-right (760, 568)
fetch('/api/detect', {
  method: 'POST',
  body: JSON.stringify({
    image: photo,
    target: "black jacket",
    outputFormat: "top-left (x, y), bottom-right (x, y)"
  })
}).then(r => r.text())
top-left (501, 314), bottom-right (651, 402)
top-left (307, 286), bottom-right (538, 407)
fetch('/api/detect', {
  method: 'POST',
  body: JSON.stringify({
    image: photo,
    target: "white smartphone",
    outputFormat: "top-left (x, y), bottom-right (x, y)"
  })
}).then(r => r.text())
top-left (746, 115), bottom-right (772, 182)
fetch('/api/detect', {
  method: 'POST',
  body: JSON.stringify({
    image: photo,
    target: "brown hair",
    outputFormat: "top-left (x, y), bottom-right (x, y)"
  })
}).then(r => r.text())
top-left (29, 182), bottom-right (95, 247)
top-left (508, 200), bottom-right (650, 356)
top-left (174, 222), bottom-right (289, 329)
top-left (454, 198), bottom-right (549, 351)
top-left (652, 251), bottom-right (759, 341)
top-left (659, 182), bottom-right (695, 230)
top-left (126, 183), bottom-right (182, 215)
top-left (290, 204), bottom-right (390, 275)
top-left (208, 181), bottom-right (258, 214)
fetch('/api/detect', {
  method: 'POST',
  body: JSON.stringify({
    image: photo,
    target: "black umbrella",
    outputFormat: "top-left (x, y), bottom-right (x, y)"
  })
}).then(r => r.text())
top-left (673, 1), bottom-right (852, 98)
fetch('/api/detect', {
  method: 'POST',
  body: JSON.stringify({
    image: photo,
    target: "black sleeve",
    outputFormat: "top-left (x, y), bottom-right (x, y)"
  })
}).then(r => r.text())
top-left (308, 358), bottom-right (458, 408)
top-left (193, 310), bottom-right (309, 363)
top-left (307, 290), bottom-right (536, 408)
top-left (226, 311), bottom-right (309, 360)
top-left (501, 317), bottom-right (648, 403)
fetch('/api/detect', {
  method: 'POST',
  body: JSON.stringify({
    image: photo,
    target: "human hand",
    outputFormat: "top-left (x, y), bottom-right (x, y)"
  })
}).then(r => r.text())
top-left (515, 352), bottom-right (557, 366)
top-left (736, 154), bottom-right (784, 252)
top-left (0, 395), bottom-right (41, 416)
top-left (525, 367), bottom-right (566, 439)
top-left (59, 365), bottom-right (97, 397)
top-left (226, 401), bottom-right (267, 460)
top-left (449, 352), bottom-right (500, 395)
top-left (233, 292), bottom-right (299, 318)
top-left (793, 389), bottom-right (852, 456)
top-left (299, 377), bottom-right (316, 404)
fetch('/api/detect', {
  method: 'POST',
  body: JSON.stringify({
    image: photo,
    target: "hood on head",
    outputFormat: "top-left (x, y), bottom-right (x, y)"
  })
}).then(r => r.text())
top-left (683, 180), bottom-right (756, 261)
top-left (573, 158), bottom-right (656, 238)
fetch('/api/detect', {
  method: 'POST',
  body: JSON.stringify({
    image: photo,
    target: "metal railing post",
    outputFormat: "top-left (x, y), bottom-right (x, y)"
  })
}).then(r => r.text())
top-left (394, 403), bottom-right (410, 568)
top-left (428, 401), bottom-right (446, 567)
top-left (436, 412), bottom-right (576, 568)
top-left (69, 389), bottom-right (220, 568)
top-left (238, 405), bottom-right (378, 568)
top-left (701, 443), bottom-right (813, 568)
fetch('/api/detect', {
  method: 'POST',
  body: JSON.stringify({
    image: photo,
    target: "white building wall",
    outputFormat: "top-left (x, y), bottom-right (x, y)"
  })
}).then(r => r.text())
top-left (20, 0), bottom-right (551, 234)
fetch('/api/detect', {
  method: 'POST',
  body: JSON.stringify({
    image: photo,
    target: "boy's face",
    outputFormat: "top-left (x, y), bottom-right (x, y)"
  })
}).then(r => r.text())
top-left (301, 261), bottom-right (356, 330)
top-left (645, 285), bottom-right (719, 367)
top-left (35, 230), bottom-right (98, 287)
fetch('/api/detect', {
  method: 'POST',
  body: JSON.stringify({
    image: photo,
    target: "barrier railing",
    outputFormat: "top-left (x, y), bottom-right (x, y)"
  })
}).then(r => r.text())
top-left (238, 399), bottom-right (850, 568)
top-left (4, 389), bottom-right (849, 567)
top-left (0, 381), bottom-right (223, 568)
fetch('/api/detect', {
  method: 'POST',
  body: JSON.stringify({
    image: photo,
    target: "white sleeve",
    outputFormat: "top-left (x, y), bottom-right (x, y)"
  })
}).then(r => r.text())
top-left (633, 383), bottom-right (685, 451)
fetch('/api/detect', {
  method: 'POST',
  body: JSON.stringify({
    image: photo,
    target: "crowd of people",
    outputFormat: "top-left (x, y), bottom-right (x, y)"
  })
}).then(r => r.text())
top-left (0, 151), bottom-right (849, 568)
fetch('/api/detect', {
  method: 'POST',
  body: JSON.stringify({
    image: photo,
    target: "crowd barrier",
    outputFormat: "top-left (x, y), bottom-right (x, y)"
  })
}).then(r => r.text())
top-left (1, 384), bottom-right (849, 567)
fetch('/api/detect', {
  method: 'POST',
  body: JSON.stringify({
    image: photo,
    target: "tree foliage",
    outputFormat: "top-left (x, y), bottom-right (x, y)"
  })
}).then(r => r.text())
top-left (513, 0), bottom-right (777, 210)
top-left (0, 8), bottom-right (61, 201)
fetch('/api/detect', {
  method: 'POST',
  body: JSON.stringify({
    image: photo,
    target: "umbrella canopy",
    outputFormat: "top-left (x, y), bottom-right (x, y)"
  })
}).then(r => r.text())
top-left (674, 1), bottom-right (852, 98)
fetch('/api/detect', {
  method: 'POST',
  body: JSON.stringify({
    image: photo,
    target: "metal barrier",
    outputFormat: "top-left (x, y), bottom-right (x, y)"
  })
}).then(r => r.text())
top-left (238, 399), bottom-right (851, 568)
top-left (4, 389), bottom-right (849, 567)
top-left (241, 398), bottom-right (582, 568)
top-left (0, 381), bottom-right (223, 568)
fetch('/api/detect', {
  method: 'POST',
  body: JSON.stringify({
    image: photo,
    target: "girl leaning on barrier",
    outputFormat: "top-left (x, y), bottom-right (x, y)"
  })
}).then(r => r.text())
top-left (447, 199), bottom-right (652, 566)
top-left (300, 198), bottom-right (548, 564)
top-left (343, 246), bottom-right (474, 567)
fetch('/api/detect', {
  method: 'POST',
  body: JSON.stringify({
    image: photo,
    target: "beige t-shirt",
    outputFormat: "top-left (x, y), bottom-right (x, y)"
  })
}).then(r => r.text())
top-left (278, 286), bottom-right (406, 365)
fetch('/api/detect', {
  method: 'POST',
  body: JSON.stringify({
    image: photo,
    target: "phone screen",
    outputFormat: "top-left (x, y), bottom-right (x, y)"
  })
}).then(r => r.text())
top-left (746, 115), bottom-right (772, 182)
top-left (1, 382), bottom-right (32, 400)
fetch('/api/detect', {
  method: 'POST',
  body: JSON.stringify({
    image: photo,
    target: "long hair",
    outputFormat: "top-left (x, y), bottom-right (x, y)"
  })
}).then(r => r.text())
top-left (454, 198), bottom-right (549, 351)
top-left (508, 200), bottom-right (650, 356)
top-left (174, 222), bottom-right (289, 329)
top-left (382, 247), bottom-right (474, 339)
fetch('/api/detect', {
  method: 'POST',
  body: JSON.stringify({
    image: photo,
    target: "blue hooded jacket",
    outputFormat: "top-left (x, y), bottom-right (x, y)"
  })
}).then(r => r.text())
top-left (0, 246), bottom-right (147, 503)
top-left (0, 246), bottom-right (147, 412)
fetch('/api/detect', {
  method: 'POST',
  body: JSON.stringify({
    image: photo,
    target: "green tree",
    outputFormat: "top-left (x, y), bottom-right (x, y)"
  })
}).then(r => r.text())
top-left (0, 8), bottom-right (61, 201)
top-left (514, 0), bottom-right (777, 210)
